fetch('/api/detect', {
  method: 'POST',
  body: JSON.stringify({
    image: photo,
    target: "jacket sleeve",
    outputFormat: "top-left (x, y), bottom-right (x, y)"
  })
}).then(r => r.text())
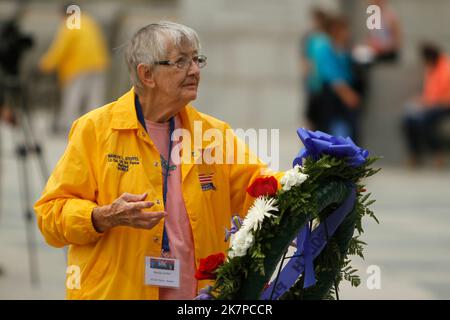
top-left (39, 24), bottom-right (74, 73)
top-left (226, 125), bottom-right (284, 218)
top-left (34, 117), bottom-right (102, 248)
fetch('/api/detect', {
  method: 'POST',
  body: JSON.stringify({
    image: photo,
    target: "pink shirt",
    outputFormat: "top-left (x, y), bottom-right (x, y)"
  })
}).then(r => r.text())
top-left (145, 115), bottom-right (198, 300)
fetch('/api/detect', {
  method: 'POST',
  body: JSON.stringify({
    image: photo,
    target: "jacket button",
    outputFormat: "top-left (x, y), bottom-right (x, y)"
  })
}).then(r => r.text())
top-left (153, 236), bottom-right (159, 243)
top-left (156, 199), bottom-right (161, 205)
top-left (154, 161), bottom-right (159, 167)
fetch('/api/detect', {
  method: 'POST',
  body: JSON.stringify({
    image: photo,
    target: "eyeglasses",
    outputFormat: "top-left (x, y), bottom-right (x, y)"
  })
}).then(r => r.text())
top-left (155, 55), bottom-right (207, 70)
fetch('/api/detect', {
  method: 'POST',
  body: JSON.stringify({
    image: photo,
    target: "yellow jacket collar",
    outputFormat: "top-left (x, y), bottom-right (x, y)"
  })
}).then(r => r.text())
top-left (111, 88), bottom-right (140, 130)
top-left (111, 88), bottom-right (214, 148)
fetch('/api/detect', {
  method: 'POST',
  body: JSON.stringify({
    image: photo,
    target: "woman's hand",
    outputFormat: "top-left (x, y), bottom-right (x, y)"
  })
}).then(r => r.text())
top-left (91, 193), bottom-right (166, 233)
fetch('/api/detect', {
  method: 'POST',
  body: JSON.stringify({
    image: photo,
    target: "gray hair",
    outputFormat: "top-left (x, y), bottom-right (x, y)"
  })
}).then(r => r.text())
top-left (125, 21), bottom-right (201, 92)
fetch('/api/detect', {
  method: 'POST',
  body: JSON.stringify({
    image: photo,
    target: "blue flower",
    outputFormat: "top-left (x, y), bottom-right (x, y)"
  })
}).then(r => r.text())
top-left (194, 293), bottom-right (214, 300)
top-left (194, 286), bottom-right (214, 300)
top-left (293, 128), bottom-right (369, 167)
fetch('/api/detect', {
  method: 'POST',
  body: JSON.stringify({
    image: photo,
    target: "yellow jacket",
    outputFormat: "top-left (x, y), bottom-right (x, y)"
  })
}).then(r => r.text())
top-left (39, 14), bottom-right (109, 85)
top-left (34, 88), bottom-right (281, 299)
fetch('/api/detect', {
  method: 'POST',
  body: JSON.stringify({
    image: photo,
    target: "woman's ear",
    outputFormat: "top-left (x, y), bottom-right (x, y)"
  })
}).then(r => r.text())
top-left (137, 63), bottom-right (156, 89)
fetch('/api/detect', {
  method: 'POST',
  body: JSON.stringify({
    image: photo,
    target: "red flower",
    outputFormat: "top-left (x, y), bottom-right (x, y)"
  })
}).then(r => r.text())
top-left (246, 176), bottom-right (278, 198)
top-left (195, 253), bottom-right (225, 280)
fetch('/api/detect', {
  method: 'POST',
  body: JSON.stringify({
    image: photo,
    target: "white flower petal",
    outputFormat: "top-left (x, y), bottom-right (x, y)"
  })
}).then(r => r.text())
top-left (228, 196), bottom-right (278, 258)
top-left (281, 166), bottom-right (308, 191)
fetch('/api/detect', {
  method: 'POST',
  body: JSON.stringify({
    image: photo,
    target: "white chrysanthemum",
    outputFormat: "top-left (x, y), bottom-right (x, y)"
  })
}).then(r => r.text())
top-left (244, 197), bottom-right (278, 232)
top-left (280, 165), bottom-right (308, 191)
top-left (229, 231), bottom-right (254, 258)
top-left (229, 197), bottom-right (278, 258)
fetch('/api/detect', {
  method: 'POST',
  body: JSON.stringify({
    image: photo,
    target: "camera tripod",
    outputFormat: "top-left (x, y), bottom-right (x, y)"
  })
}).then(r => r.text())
top-left (0, 75), bottom-right (49, 287)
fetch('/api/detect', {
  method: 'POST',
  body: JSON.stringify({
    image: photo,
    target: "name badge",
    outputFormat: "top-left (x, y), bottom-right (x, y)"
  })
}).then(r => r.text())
top-left (145, 257), bottom-right (180, 288)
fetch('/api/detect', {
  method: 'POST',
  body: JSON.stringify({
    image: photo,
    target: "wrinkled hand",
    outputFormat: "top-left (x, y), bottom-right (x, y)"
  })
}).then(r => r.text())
top-left (92, 193), bottom-right (166, 233)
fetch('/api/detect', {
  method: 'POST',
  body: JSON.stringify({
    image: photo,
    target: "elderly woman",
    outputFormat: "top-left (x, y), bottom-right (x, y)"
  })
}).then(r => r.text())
top-left (34, 21), bottom-right (279, 300)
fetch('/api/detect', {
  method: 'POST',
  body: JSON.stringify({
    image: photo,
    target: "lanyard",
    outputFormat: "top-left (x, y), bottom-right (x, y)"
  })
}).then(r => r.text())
top-left (161, 117), bottom-right (175, 253)
top-left (135, 94), bottom-right (174, 253)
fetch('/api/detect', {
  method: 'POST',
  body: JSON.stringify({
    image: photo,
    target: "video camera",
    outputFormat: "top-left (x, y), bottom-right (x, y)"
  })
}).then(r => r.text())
top-left (0, 18), bottom-right (34, 78)
top-left (0, 17), bottom-right (34, 113)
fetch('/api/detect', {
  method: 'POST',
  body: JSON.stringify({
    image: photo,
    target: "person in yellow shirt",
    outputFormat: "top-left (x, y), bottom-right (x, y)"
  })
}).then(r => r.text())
top-left (34, 21), bottom-right (282, 300)
top-left (39, 5), bottom-right (110, 134)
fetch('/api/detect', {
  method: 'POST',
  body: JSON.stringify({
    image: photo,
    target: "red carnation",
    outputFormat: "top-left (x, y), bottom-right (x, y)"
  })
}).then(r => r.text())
top-left (195, 253), bottom-right (225, 280)
top-left (246, 176), bottom-right (278, 198)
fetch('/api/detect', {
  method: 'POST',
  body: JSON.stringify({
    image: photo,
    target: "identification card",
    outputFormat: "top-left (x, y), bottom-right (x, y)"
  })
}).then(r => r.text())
top-left (145, 256), bottom-right (180, 288)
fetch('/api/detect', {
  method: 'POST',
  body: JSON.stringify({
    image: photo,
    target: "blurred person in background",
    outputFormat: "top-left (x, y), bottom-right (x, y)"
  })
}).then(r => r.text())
top-left (0, 82), bottom-right (15, 125)
top-left (367, 0), bottom-right (402, 63)
top-left (38, 4), bottom-right (110, 134)
top-left (34, 21), bottom-right (282, 300)
top-left (315, 16), bottom-right (362, 143)
top-left (299, 8), bottom-right (330, 131)
top-left (0, 4), bottom-right (33, 126)
top-left (402, 43), bottom-right (450, 169)
top-left (0, 1), bottom-right (34, 280)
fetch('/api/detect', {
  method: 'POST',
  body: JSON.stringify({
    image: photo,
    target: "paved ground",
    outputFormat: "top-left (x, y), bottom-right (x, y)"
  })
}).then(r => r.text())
top-left (0, 111), bottom-right (449, 299)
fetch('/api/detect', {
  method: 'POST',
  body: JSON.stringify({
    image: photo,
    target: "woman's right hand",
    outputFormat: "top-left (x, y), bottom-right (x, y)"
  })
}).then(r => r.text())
top-left (91, 192), bottom-right (166, 233)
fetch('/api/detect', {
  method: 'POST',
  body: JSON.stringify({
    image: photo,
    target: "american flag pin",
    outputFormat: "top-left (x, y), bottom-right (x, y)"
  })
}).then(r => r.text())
top-left (198, 172), bottom-right (216, 191)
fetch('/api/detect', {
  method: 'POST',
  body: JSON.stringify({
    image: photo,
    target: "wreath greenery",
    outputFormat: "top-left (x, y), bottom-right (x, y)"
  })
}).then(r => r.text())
top-left (195, 130), bottom-right (380, 300)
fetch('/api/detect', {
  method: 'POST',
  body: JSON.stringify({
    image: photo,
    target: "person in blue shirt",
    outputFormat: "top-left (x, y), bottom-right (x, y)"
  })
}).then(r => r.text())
top-left (300, 9), bottom-right (330, 131)
top-left (315, 16), bottom-right (361, 142)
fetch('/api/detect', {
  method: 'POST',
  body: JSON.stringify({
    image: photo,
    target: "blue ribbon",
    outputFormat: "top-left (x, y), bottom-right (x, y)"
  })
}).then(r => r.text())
top-left (260, 188), bottom-right (356, 300)
top-left (293, 128), bottom-right (369, 168)
top-left (303, 221), bottom-right (316, 288)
